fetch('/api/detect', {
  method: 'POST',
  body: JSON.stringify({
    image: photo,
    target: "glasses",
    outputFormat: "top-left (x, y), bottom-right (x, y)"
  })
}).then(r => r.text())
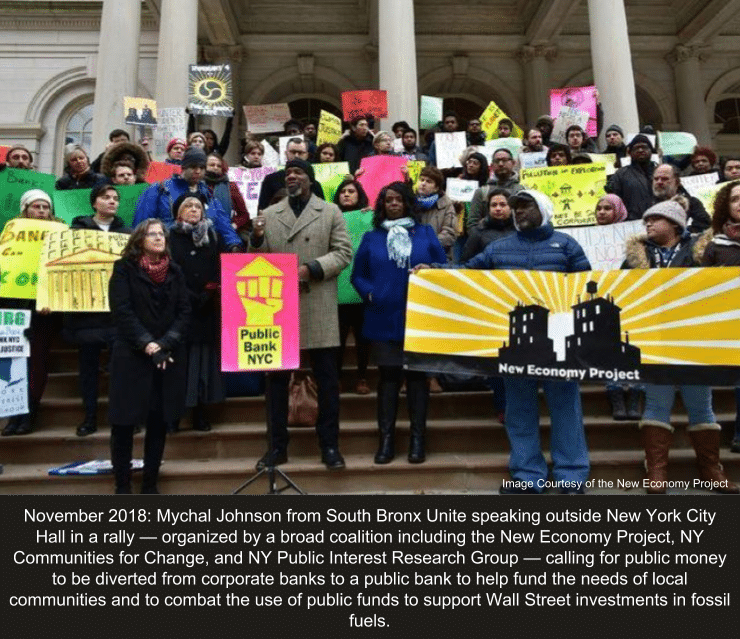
top-left (145, 232), bottom-right (166, 238)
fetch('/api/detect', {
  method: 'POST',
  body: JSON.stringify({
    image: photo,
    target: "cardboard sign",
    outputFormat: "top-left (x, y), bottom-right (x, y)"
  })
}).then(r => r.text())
top-left (550, 85), bottom-right (597, 138)
top-left (36, 229), bottom-right (129, 311)
top-left (316, 110), bottom-right (342, 146)
top-left (357, 155), bottom-right (408, 207)
top-left (0, 218), bottom-right (68, 300)
top-left (188, 64), bottom-right (233, 117)
top-left (243, 103), bottom-right (292, 135)
top-left (0, 309), bottom-right (31, 358)
top-left (341, 90), bottom-right (388, 121)
top-left (586, 153), bottom-right (618, 176)
top-left (559, 220), bottom-right (643, 271)
top-left (313, 162), bottom-right (351, 204)
top-left (680, 172), bottom-right (720, 198)
top-left (445, 178), bottom-right (478, 203)
top-left (550, 106), bottom-right (590, 145)
top-left (434, 132), bottom-right (467, 169)
top-left (658, 131), bottom-right (698, 156)
top-left (0, 168), bottom-right (56, 230)
top-left (519, 151), bottom-right (548, 170)
top-left (420, 96), bottom-right (444, 129)
top-left (480, 100), bottom-right (524, 141)
top-left (0, 357), bottom-right (27, 418)
top-left (261, 140), bottom-right (281, 168)
top-left (228, 166), bottom-right (277, 218)
top-left (123, 97), bottom-right (157, 126)
top-left (221, 254), bottom-right (300, 372)
top-left (405, 266), bottom-right (740, 385)
top-left (152, 107), bottom-right (187, 159)
top-left (521, 163), bottom-right (608, 227)
top-left (144, 161), bottom-right (180, 184)
top-left (337, 210), bottom-right (374, 305)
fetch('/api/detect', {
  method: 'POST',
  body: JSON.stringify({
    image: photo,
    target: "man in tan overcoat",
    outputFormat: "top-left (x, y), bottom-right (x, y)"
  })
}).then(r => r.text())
top-left (250, 158), bottom-right (352, 470)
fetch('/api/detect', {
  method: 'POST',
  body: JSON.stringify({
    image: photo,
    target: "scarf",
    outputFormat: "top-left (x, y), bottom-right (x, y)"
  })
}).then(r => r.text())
top-left (722, 221), bottom-right (740, 241)
top-left (172, 218), bottom-right (212, 247)
top-left (139, 253), bottom-right (170, 283)
top-left (415, 193), bottom-right (439, 210)
top-left (382, 217), bottom-right (415, 268)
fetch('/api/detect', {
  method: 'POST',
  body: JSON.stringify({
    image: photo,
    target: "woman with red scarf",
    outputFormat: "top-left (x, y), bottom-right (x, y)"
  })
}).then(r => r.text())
top-left (107, 219), bottom-right (191, 494)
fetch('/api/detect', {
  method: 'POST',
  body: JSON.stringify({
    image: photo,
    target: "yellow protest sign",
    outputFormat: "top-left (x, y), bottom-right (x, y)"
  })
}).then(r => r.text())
top-left (317, 110), bottom-right (342, 146)
top-left (694, 179), bottom-right (738, 214)
top-left (0, 219), bottom-right (68, 300)
top-left (406, 160), bottom-right (426, 192)
top-left (520, 163), bottom-right (607, 227)
top-left (36, 229), bottom-right (129, 311)
top-left (480, 100), bottom-right (524, 141)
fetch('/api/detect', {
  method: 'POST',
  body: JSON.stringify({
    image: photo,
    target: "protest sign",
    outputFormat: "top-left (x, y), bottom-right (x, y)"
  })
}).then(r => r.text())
top-left (316, 110), bottom-right (343, 146)
top-left (484, 138), bottom-right (521, 162)
top-left (114, 183), bottom-right (149, 227)
top-left (480, 100), bottom-right (524, 140)
top-left (658, 131), bottom-right (697, 156)
top-left (36, 229), bottom-right (129, 311)
top-left (278, 135), bottom-right (304, 163)
top-left (550, 106), bottom-right (590, 144)
top-left (0, 146), bottom-right (8, 163)
top-left (51, 189), bottom-right (89, 224)
top-left (341, 90), bottom-right (388, 121)
top-left (144, 161), bottom-right (180, 184)
top-left (0, 168), bottom-right (56, 229)
top-left (587, 153), bottom-right (618, 176)
top-left (521, 163), bottom-right (608, 227)
top-left (261, 140), bottom-right (280, 168)
top-left (243, 103), bottom-right (292, 134)
top-left (337, 210), bottom-right (374, 305)
top-left (550, 85), bottom-right (597, 138)
top-left (152, 107), bottom-right (187, 159)
top-left (680, 172), bottom-right (720, 198)
top-left (0, 309), bottom-right (31, 358)
top-left (0, 218), bottom-right (68, 299)
top-left (123, 97), bottom-right (157, 126)
top-left (420, 96), bottom-right (443, 129)
top-left (434, 132), bottom-right (467, 169)
top-left (519, 151), bottom-right (548, 170)
top-left (559, 220), bottom-right (642, 271)
top-left (693, 179), bottom-right (737, 214)
top-left (229, 166), bottom-right (277, 218)
top-left (393, 138), bottom-right (404, 153)
top-left (406, 160), bottom-right (426, 191)
top-left (0, 357), bottom-right (27, 418)
top-left (221, 254), bottom-right (299, 372)
top-left (357, 155), bottom-right (408, 206)
top-left (188, 64), bottom-right (233, 117)
top-left (405, 266), bottom-right (740, 385)
top-left (313, 162), bottom-right (350, 203)
top-left (445, 178), bottom-right (478, 203)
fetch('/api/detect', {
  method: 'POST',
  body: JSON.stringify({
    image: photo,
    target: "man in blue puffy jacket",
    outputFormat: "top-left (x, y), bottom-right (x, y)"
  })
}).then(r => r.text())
top-left (439, 190), bottom-right (592, 493)
top-left (134, 146), bottom-right (243, 250)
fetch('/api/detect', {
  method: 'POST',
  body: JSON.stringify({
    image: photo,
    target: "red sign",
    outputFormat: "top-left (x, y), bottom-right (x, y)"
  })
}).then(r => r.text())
top-left (144, 161), bottom-right (181, 184)
top-left (0, 146), bottom-right (9, 163)
top-left (341, 90), bottom-right (388, 122)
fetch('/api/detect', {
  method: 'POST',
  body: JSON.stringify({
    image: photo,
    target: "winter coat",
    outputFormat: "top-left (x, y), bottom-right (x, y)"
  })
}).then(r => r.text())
top-left (351, 223), bottom-right (446, 342)
top-left (467, 175), bottom-right (525, 231)
top-left (249, 194), bottom-right (352, 350)
top-left (206, 176), bottom-right (233, 217)
top-left (602, 143), bottom-right (627, 159)
top-left (55, 169), bottom-right (109, 191)
top-left (460, 216), bottom-right (516, 262)
top-left (605, 162), bottom-right (657, 220)
top-left (107, 258), bottom-right (191, 425)
top-left (337, 133), bottom-right (375, 173)
top-left (417, 193), bottom-right (458, 253)
top-left (133, 174), bottom-right (242, 248)
top-left (257, 170), bottom-right (325, 211)
top-left (621, 232), bottom-right (710, 269)
top-left (100, 142), bottom-right (150, 183)
top-left (702, 231), bottom-right (740, 266)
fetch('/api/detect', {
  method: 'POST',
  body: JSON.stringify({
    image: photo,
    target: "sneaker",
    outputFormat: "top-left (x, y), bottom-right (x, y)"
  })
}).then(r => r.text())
top-left (76, 422), bottom-right (98, 437)
top-left (321, 447), bottom-right (346, 470)
top-left (255, 450), bottom-right (288, 471)
top-left (355, 379), bottom-right (371, 395)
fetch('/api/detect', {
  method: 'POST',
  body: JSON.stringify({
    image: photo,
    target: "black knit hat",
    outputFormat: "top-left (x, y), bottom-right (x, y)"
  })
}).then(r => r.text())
top-left (181, 146), bottom-right (207, 169)
top-left (285, 158), bottom-right (315, 182)
top-left (605, 124), bottom-right (624, 137)
top-left (627, 134), bottom-right (655, 153)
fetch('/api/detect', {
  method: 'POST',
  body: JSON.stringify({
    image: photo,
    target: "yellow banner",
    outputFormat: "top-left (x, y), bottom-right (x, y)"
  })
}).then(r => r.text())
top-left (406, 160), bottom-right (426, 191)
top-left (0, 219), bottom-right (68, 300)
top-left (36, 229), bottom-right (129, 311)
top-left (520, 163), bottom-right (607, 227)
top-left (316, 110), bottom-right (342, 146)
top-left (480, 100), bottom-right (524, 141)
top-left (404, 267), bottom-right (740, 384)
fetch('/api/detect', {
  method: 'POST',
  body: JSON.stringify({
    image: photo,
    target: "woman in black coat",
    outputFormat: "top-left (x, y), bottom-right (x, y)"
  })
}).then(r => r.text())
top-left (168, 193), bottom-right (225, 431)
top-left (108, 219), bottom-right (191, 494)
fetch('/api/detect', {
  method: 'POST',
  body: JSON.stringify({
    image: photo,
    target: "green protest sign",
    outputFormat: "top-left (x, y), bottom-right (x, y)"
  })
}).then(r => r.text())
top-left (0, 169), bottom-right (56, 229)
top-left (658, 131), bottom-right (697, 156)
top-left (313, 162), bottom-right (350, 204)
top-left (338, 209), bottom-right (374, 305)
top-left (52, 183), bottom-right (147, 226)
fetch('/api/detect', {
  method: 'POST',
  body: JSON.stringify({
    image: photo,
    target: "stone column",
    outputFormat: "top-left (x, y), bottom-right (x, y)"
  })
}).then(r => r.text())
top-left (519, 45), bottom-right (557, 125)
top-left (155, 0), bottom-right (198, 110)
top-left (91, 0), bottom-right (141, 154)
top-left (378, 0), bottom-right (418, 131)
top-left (587, 0), bottom-right (639, 138)
top-left (668, 45), bottom-right (712, 144)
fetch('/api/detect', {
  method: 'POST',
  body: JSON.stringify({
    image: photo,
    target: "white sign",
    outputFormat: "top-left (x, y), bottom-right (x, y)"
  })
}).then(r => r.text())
top-left (550, 106), bottom-right (590, 144)
top-left (152, 107), bottom-right (187, 160)
top-left (261, 140), bottom-right (280, 168)
top-left (519, 151), bottom-right (548, 170)
top-left (0, 357), bottom-right (28, 418)
top-left (680, 172), bottom-right (720, 198)
top-left (0, 309), bottom-right (31, 358)
top-left (242, 103), bottom-right (292, 134)
top-left (559, 220), bottom-right (643, 271)
top-left (485, 138), bottom-right (522, 161)
top-left (434, 132), bottom-right (467, 169)
top-left (445, 178), bottom-right (478, 203)
top-left (228, 166), bottom-right (278, 218)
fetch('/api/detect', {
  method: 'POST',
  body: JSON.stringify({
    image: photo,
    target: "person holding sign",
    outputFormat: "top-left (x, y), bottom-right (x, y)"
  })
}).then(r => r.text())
top-left (316, 143), bottom-right (338, 164)
top-left (351, 182), bottom-right (446, 464)
top-left (166, 138), bottom-right (186, 166)
top-left (606, 134), bottom-right (658, 220)
top-left (249, 158), bottom-right (352, 471)
top-left (565, 125), bottom-right (597, 154)
top-left (240, 138), bottom-right (264, 168)
top-left (414, 166), bottom-right (458, 258)
top-left (108, 219), bottom-right (191, 493)
top-left (337, 117), bottom-right (375, 174)
top-left (1, 191), bottom-right (64, 436)
top-left (688, 146), bottom-right (718, 176)
top-left (546, 143), bottom-right (572, 167)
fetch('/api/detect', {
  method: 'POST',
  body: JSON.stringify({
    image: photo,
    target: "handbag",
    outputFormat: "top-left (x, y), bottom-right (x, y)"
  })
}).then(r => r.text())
top-left (287, 371), bottom-right (318, 427)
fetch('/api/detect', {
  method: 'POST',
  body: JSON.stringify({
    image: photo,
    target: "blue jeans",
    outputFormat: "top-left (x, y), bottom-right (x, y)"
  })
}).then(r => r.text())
top-left (503, 377), bottom-right (589, 489)
top-left (642, 384), bottom-right (715, 427)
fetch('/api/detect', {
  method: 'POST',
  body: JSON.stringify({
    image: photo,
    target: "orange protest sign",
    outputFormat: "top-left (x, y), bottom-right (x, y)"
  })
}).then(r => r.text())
top-left (341, 91), bottom-right (388, 121)
top-left (144, 161), bottom-right (180, 184)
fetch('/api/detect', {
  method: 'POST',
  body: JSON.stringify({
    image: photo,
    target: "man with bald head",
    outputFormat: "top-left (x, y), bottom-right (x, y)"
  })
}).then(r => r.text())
top-left (651, 163), bottom-right (710, 233)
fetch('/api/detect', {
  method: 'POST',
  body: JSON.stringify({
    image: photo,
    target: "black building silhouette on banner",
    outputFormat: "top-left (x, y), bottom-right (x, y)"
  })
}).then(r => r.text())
top-left (498, 302), bottom-right (557, 366)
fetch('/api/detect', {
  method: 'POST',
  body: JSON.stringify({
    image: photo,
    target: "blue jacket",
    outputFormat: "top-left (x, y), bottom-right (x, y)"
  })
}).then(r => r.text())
top-left (351, 223), bottom-right (446, 342)
top-left (134, 175), bottom-right (242, 248)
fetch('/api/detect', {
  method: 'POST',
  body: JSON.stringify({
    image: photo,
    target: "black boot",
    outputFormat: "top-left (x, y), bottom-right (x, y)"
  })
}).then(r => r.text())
top-left (192, 405), bottom-right (211, 431)
top-left (2, 415), bottom-right (22, 437)
top-left (141, 413), bottom-right (167, 494)
top-left (14, 401), bottom-right (39, 435)
top-left (374, 376), bottom-right (400, 464)
top-left (406, 374), bottom-right (429, 464)
top-left (110, 425), bottom-right (134, 494)
top-left (607, 389), bottom-right (628, 420)
top-left (626, 388), bottom-right (642, 420)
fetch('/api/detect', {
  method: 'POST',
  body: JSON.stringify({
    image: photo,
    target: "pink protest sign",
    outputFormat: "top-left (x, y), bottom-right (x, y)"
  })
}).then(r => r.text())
top-left (341, 90), bottom-right (388, 121)
top-left (357, 155), bottom-right (408, 207)
top-left (221, 254), bottom-right (300, 372)
top-left (550, 85), bottom-right (597, 138)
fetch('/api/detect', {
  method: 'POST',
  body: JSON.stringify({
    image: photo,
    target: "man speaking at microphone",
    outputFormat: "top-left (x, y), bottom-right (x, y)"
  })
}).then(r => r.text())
top-left (249, 158), bottom-right (352, 470)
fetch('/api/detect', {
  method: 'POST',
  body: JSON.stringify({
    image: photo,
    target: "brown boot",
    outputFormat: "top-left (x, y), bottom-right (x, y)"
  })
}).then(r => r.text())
top-left (688, 428), bottom-right (740, 494)
top-left (641, 423), bottom-right (673, 494)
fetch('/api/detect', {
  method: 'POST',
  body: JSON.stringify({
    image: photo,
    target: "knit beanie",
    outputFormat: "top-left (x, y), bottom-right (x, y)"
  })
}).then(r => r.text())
top-left (285, 158), bottom-right (315, 182)
top-left (605, 124), bottom-right (624, 137)
top-left (167, 138), bottom-right (186, 153)
top-left (20, 189), bottom-right (52, 215)
top-left (642, 200), bottom-right (687, 231)
top-left (181, 146), bottom-right (207, 169)
top-left (628, 134), bottom-right (655, 153)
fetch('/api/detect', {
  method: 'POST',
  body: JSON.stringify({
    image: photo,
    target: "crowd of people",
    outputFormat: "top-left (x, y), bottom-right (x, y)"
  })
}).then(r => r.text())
top-left (1, 97), bottom-right (739, 495)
